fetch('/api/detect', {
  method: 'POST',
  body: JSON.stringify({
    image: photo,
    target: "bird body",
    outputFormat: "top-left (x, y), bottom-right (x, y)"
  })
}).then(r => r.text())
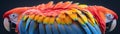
top-left (3, 1), bottom-right (118, 34)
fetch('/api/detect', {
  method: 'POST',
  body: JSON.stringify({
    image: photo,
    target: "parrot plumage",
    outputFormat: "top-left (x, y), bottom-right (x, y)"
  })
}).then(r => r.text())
top-left (3, 1), bottom-right (118, 34)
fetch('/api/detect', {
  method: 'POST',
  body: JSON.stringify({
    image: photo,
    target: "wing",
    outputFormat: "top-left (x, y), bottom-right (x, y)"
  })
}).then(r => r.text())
top-left (4, 1), bottom-right (118, 34)
top-left (17, 1), bottom-right (102, 34)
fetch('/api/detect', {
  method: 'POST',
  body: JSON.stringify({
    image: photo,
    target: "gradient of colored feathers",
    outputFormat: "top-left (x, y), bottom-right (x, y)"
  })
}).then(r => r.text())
top-left (3, 1), bottom-right (118, 34)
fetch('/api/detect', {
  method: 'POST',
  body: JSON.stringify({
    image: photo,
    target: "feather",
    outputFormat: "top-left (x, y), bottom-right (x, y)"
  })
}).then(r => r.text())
top-left (43, 17), bottom-right (50, 24)
top-left (45, 24), bottom-right (52, 34)
top-left (25, 18), bottom-right (31, 32)
top-left (71, 24), bottom-right (84, 34)
top-left (82, 24), bottom-right (92, 34)
top-left (18, 18), bottom-right (25, 34)
top-left (78, 18), bottom-right (92, 34)
top-left (94, 23), bottom-right (101, 34)
top-left (62, 1), bottom-right (72, 8)
top-left (28, 20), bottom-right (36, 34)
top-left (57, 24), bottom-right (67, 34)
top-left (45, 1), bottom-right (54, 9)
top-left (37, 15), bottom-right (45, 23)
top-left (49, 17), bottom-right (55, 24)
top-left (39, 23), bottom-right (45, 34)
top-left (3, 1), bottom-right (119, 34)
top-left (18, 16), bottom-right (29, 34)
top-left (86, 22), bottom-right (98, 34)
top-left (64, 25), bottom-right (77, 34)
top-left (86, 6), bottom-right (106, 34)
top-left (65, 10), bottom-right (78, 21)
top-left (56, 17), bottom-right (62, 24)
top-left (33, 26), bottom-right (39, 34)
top-left (79, 13), bottom-right (98, 34)
top-left (53, 1), bottom-right (63, 9)
top-left (81, 9), bottom-right (101, 34)
top-left (51, 24), bottom-right (59, 34)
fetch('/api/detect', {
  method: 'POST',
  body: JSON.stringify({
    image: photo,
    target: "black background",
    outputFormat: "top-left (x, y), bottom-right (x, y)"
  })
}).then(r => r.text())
top-left (0, 0), bottom-right (120, 34)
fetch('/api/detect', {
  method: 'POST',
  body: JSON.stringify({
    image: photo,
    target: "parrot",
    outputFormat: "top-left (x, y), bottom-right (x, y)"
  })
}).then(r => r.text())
top-left (84, 6), bottom-right (118, 34)
top-left (3, 7), bottom-right (34, 32)
top-left (3, 1), bottom-right (118, 34)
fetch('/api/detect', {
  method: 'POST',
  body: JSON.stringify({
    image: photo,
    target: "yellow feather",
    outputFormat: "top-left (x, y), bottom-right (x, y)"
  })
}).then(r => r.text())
top-left (78, 18), bottom-right (85, 25)
top-left (34, 15), bottom-right (39, 21)
top-left (69, 14), bottom-right (78, 20)
top-left (58, 12), bottom-right (66, 19)
top-left (29, 14), bottom-right (35, 19)
top-left (61, 18), bottom-right (65, 24)
top-left (74, 9), bottom-right (88, 23)
top-left (49, 17), bottom-right (55, 24)
top-left (95, 19), bottom-right (98, 25)
top-left (56, 17), bottom-right (61, 24)
top-left (43, 16), bottom-right (50, 24)
top-left (78, 4), bottom-right (88, 9)
top-left (71, 8), bottom-right (88, 24)
top-left (82, 10), bottom-right (95, 26)
top-left (64, 16), bottom-right (72, 24)
top-left (58, 13), bottom-right (66, 24)
top-left (88, 16), bottom-right (95, 26)
top-left (88, 19), bottom-right (94, 26)
top-left (75, 9), bottom-right (83, 16)
top-left (23, 16), bottom-right (28, 21)
top-left (65, 10), bottom-right (78, 21)
top-left (80, 15), bottom-right (88, 23)
top-left (38, 15), bottom-right (45, 23)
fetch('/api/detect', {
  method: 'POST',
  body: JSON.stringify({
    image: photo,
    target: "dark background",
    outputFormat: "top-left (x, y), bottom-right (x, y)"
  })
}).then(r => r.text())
top-left (0, 0), bottom-right (120, 34)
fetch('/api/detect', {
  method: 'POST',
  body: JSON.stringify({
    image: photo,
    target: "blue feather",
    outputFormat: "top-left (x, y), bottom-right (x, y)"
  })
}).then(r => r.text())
top-left (18, 19), bottom-right (25, 34)
top-left (33, 27), bottom-right (39, 34)
top-left (57, 24), bottom-right (67, 34)
top-left (71, 24), bottom-right (84, 34)
top-left (94, 24), bottom-right (101, 34)
top-left (52, 24), bottom-right (59, 34)
top-left (45, 24), bottom-right (52, 34)
top-left (28, 20), bottom-right (35, 34)
top-left (39, 23), bottom-right (45, 34)
top-left (82, 24), bottom-right (92, 34)
top-left (64, 25), bottom-right (77, 34)
top-left (25, 18), bottom-right (31, 32)
top-left (86, 22), bottom-right (98, 34)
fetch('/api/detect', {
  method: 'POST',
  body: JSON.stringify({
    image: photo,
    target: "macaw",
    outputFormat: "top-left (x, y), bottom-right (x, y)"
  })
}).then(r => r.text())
top-left (85, 6), bottom-right (118, 34)
top-left (3, 1), bottom-right (118, 34)
top-left (3, 7), bottom-right (34, 32)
